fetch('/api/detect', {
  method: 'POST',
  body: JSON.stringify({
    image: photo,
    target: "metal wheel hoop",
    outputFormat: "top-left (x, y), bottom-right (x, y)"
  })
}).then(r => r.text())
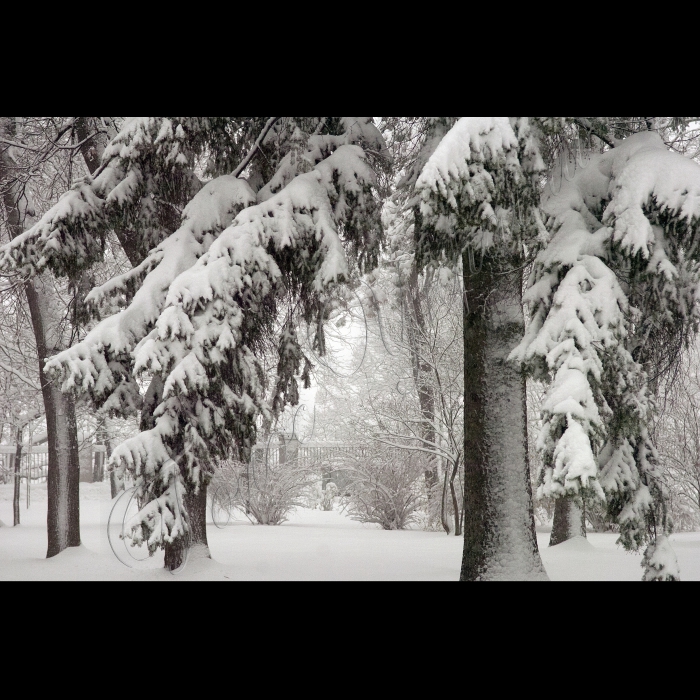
top-left (108, 485), bottom-right (191, 576)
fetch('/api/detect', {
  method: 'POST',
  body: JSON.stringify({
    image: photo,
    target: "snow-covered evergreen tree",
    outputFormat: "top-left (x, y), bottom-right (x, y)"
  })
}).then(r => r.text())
top-left (1, 117), bottom-right (387, 568)
top-left (409, 116), bottom-right (700, 581)
top-left (514, 128), bottom-right (700, 580)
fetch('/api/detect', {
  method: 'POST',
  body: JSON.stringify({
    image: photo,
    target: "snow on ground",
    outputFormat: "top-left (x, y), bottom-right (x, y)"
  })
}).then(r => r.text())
top-left (1, 483), bottom-right (699, 581)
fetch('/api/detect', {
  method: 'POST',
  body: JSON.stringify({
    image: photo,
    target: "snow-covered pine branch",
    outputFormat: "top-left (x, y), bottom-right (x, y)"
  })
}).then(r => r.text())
top-left (45, 175), bottom-right (257, 416)
top-left (123, 471), bottom-right (188, 553)
top-left (116, 143), bottom-right (382, 480)
top-left (1, 117), bottom-right (300, 284)
top-left (415, 117), bottom-right (545, 267)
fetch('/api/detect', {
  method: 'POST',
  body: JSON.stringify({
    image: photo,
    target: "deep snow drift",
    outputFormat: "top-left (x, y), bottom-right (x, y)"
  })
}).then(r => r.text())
top-left (1, 482), bottom-right (698, 582)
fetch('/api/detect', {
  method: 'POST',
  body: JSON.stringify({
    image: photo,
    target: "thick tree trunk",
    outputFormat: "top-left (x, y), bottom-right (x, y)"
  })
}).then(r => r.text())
top-left (74, 117), bottom-right (112, 176)
top-left (164, 484), bottom-right (211, 571)
top-left (461, 254), bottom-right (548, 582)
top-left (550, 497), bottom-right (587, 547)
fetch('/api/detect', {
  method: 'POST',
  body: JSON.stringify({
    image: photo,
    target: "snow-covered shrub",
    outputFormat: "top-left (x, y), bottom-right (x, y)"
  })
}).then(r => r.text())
top-left (341, 451), bottom-right (427, 531)
top-left (214, 459), bottom-right (317, 526)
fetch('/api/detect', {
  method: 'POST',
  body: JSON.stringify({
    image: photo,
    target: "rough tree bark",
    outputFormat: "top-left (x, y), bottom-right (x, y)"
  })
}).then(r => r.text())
top-left (461, 253), bottom-right (549, 581)
top-left (550, 497), bottom-right (587, 547)
top-left (1, 117), bottom-right (82, 557)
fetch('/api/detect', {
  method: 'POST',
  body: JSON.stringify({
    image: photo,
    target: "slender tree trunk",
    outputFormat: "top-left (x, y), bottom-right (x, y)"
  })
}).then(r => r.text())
top-left (25, 280), bottom-right (82, 557)
top-left (550, 497), bottom-right (587, 547)
top-left (405, 270), bottom-right (438, 491)
top-left (441, 470), bottom-right (451, 535)
top-left (13, 428), bottom-right (22, 527)
top-left (93, 420), bottom-right (108, 483)
top-left (450, 458), bottom-right (462, 537)
top-left (461, 253), bottom-right (548, 581)
top-left (93, 449), bottom-right (104, 484)
top-left (110, 472), bottom-right (122, 499)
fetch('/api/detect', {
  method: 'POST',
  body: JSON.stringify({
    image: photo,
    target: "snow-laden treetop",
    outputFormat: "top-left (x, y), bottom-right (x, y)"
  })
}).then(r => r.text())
top-left (413, 117), bottom-right (545, 266)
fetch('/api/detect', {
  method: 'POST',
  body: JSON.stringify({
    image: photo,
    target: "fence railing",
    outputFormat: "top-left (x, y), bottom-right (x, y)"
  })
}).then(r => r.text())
top-left (251, 442), bottom-right (375, 468)
top-left (249, 442), bottom-right (413, 491)
top-left (0, 441), bottom-right (420, 487)
top-left (0, 445), bottom-right (108, 485)
top-left (251, 442), bottom-right (411, 468)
